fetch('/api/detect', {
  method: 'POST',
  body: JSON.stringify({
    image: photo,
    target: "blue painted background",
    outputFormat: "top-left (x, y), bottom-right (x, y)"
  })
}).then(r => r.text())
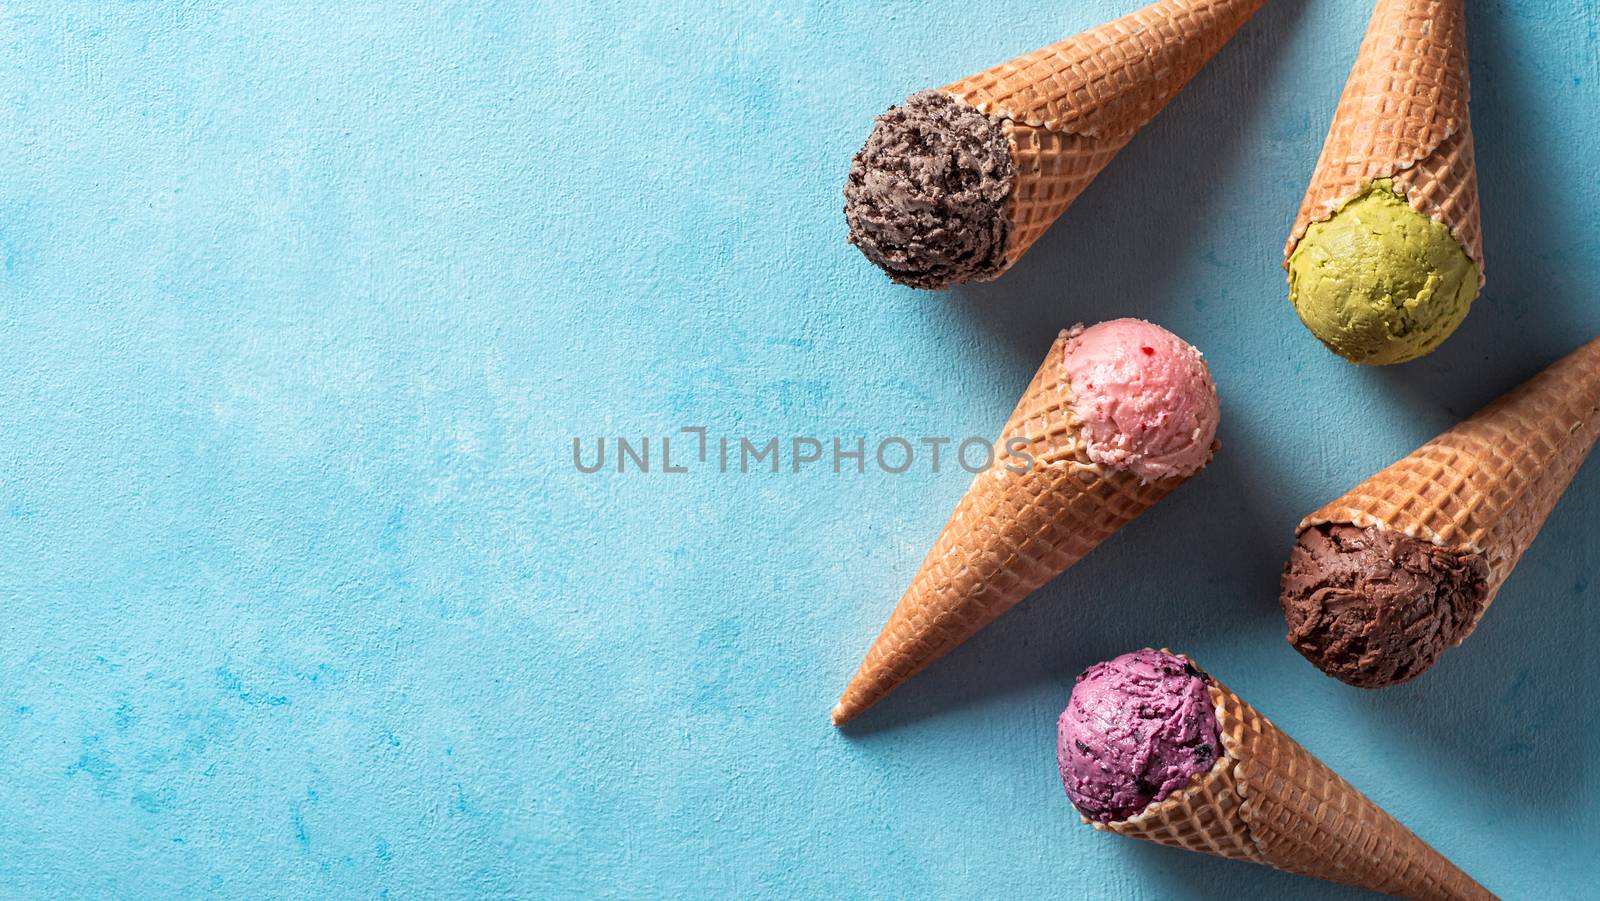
top-left (1, 1), bottom-right (1595, 897)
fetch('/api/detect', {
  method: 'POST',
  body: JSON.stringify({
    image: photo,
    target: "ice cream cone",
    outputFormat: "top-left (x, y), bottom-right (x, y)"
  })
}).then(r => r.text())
top-left (844, 0), bottom-right (1265, 288)
top-left (1285, 0), bottom-right (1482, 277)
top-left (1299, 336), bottom-right (1600, 634)
top-left (946, 0), bottom-right (1268, 268)
top-left (1097, 658), bottom-right (1495, 899)
top-left (832, 330), bottom-right (1211, 724)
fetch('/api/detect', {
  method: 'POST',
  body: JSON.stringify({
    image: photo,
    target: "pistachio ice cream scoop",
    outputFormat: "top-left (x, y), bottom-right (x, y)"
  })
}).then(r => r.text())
top-left (1288, 181), bottom-right (1479, 365)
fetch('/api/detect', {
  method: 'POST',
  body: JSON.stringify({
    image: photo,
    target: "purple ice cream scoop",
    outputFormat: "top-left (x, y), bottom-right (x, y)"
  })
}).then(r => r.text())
top-left (1057, 649), bottom-right (1222, 822)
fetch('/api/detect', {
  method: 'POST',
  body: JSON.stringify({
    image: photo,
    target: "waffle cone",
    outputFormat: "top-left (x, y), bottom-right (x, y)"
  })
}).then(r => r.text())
top-left (832, 332), bottom-right (1203, 724)
top-left (997, 122), bottom-right (1132, 268)
top-left (1298, 336), bottom-right (1600, 634)
top-left (1097, 662), bottom-right (1495, 899)
top-left (938, 0), bottom-right (1267, 269)
top-left (1285, 0), bottom-right (1483, 278)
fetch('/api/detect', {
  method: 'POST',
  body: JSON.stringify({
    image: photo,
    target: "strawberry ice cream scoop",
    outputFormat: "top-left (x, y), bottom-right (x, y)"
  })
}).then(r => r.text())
top-left (1061, 319), bottom-right (1220, 482)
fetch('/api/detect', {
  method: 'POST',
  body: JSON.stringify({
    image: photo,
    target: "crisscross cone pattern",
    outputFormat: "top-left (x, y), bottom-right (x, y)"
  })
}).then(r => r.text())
top-left (1098, 667), bottom-right (1495, 899)
top-left (1300, 336), bottom-right (1600, 632)
top-left (937, 0), bottom-right (1267, 271)
top-left (832, 332), bottom-right (1200, 724)
top-left (1286, 0), bottom-right (1483, 279)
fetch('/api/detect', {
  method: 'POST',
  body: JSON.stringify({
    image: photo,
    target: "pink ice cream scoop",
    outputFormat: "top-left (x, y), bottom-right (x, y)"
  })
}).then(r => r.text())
top-left (1061, 319), bottom-right (1220, 482)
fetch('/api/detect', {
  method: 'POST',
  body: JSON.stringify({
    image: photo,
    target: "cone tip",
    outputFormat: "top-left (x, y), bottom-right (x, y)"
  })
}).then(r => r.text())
top-left (830, 700), bottom-right (853, 727)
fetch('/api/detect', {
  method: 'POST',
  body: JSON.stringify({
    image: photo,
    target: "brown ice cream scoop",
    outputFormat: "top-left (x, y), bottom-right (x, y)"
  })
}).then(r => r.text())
top-left (1281, 524), bottom-right (1488, 688)
top-left (1282, 336), bottom-right (1600, 687)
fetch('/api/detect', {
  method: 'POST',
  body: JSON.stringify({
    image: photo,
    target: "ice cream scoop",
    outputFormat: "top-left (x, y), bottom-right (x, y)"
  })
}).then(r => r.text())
top-left (1284, 0), bottom-right (1483, 365)
top-left (1058, 649), bottom-right (1221, 822)
top-left (844, 91), bottom-right (1014, 289)
top-left (831, 322), bottom-right (1219, 724)
top-left (1280, 523), bottom-right (1488, 687)
top-left (1062, 318), bottom-right (1220, 481)
top-left (844, 0), bottom-right (1268, 289)
top-left (1288, 181), bottom-right (1480, 365)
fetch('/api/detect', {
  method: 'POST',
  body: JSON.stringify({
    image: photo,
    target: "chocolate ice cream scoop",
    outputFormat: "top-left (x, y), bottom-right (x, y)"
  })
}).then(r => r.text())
top-left (1281, 523), bottom-right (1489, 688)
top-left (843, 91), bottom-right (1013, 289)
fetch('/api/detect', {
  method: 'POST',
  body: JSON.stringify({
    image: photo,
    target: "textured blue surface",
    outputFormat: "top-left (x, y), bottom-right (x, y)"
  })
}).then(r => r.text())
top-left (1, 1), bottom-right (1596, 898)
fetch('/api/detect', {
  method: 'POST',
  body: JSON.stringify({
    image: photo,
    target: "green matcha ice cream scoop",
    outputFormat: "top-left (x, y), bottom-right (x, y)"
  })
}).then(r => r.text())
top-left (1288, 182), bottom-right (1479, 366)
